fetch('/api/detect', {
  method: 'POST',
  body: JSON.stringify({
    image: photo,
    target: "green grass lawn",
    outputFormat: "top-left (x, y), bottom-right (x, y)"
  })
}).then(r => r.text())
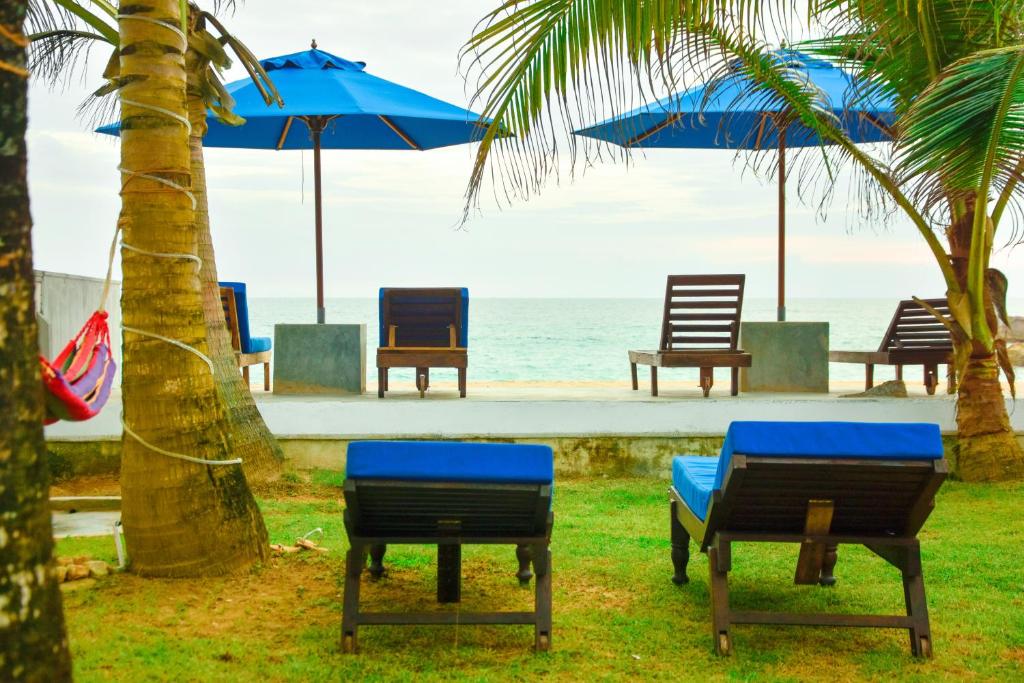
top-left (57, 475), bottom-right (1024, 682)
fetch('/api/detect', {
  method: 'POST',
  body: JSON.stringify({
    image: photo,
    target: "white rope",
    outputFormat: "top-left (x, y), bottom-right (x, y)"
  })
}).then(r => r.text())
top-left (120, 240), bottom-right (202, 268)
top-left (122, 326), bottom-right (214, 373)
top-left (118, 165), bottom-right (197, 210)
top-left (120, 99), bottom-right (192, 136)
top-left (112, 25), bottom-right (237, 467)
top-left (122, 417), bottom-right (242, 466)
top-left (117, 14), bottom-right (187, 46)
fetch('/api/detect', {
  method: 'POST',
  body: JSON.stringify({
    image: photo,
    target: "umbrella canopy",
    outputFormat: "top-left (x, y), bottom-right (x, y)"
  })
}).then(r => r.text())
top-left (574, 50), bottom-right (895, 320)
top-left (100, 46), bottom-right (490, 323)
top-left (202, 48), bottom-right (488, 152)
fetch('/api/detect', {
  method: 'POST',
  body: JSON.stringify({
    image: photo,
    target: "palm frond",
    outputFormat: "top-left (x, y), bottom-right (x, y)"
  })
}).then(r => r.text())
top-left (894, 45), bottom-right (1024, 222)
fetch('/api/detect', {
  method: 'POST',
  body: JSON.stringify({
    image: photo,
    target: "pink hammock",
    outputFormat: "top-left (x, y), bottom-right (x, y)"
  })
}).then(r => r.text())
top-left (40, 310), bottom-right (116, 425)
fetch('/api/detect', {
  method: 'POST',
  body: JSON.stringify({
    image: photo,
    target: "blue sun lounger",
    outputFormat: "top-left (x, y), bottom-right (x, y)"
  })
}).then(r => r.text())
top-left (669, 421), bottom-right (947, 657)
top-left (341, 441), bottom-right (554, 653)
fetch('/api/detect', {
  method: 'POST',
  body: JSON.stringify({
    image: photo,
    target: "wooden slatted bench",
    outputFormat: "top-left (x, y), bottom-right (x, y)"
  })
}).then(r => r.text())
top-left (629, 274), bottom-right (752, 397)
top-left (829, 298), bottom-right (953, 394)
top-left (377, 287), bottom-right (468, 398)
top-left (669, 421), bottom-right (947, 657)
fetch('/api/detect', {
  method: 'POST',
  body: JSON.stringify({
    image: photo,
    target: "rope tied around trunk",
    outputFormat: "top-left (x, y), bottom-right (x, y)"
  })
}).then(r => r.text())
top-left (111, 65), bottom-right (239, 464)
top-left (0, 23), bottom-right (30, 78)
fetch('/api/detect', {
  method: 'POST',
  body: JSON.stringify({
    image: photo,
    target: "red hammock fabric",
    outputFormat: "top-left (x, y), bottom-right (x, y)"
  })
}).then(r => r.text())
top-left (40, 310), bottom-right (117, 425)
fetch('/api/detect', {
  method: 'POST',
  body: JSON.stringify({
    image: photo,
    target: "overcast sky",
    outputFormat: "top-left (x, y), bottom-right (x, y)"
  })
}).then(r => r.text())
top-left (25, 1), bottom-right (1023, 300)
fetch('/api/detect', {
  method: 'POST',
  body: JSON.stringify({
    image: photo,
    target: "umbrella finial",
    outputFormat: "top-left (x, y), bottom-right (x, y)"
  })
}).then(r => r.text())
top-left (311, 38), bottom-right (318, 50)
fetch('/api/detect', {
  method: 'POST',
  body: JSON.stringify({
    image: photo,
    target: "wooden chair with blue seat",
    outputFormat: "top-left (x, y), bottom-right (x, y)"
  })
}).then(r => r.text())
top-left (669, 421), bottom-right (947, 657)
top-left (376, 287), bottom-right (469, 398)
top-left (219, 282), bottom-right (272, 391)
top-left (341, 440), bottom-right (554, 653)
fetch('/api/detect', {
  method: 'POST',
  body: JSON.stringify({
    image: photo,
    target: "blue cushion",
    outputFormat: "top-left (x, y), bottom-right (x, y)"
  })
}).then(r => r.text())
top-left (378, 288), bottom-right (469, 347)
top-left (219, 281), bottom-right (260, 354)
top-left (672, 456), bottom-right (719, 521)
top-left (713, 421), bottom-right (944, 490)
top-left (247, 336), bottom-right (271, 353)
top-left (346, 440), bottom-right (553, 484)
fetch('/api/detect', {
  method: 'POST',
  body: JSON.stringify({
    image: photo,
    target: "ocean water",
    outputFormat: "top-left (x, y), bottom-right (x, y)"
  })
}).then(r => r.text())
top-left (247, 298), bottom-right (1024, 384)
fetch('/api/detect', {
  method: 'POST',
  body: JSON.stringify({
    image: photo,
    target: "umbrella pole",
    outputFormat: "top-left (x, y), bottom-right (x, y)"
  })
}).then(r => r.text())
top-left (777, 129), bottom-right (786, 322)
top-left (312, 121), bottom-right (326, 324)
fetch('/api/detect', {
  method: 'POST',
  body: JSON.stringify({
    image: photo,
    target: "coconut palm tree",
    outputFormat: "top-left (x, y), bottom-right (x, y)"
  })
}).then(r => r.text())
top-left (464, 1), bottom-right (1024, 482)
top-left (0, 2), bottom-right (73, 679)
top-left (114, 0), bottom-right (269, 576)
top-left (28, 0), bottom-right (286, 485)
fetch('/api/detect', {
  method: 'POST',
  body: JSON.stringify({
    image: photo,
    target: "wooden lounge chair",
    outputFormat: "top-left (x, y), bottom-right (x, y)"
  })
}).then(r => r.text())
top-left (669, 421), bottom-right (947, 657)
top-left (376, 287), bottom-right (468, 398)
top-left (341, 441), bottom-right (554, 653)
top-left (829, 298), bottom-right (953, 394)
top-left (629, 274), bottom-right (752, 397)
top-left (219, 282), bottom-right (272, 391)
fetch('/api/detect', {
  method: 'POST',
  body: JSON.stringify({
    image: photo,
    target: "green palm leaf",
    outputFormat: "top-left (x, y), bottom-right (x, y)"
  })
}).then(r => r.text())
top-left (895, 45), bottom-right (1024, 216)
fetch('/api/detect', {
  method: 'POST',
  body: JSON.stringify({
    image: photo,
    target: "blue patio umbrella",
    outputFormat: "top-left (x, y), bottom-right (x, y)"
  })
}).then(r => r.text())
top-left (574, 50), bottom-right (895, 321)
top-left (101, 44), bottom-right (489, 323)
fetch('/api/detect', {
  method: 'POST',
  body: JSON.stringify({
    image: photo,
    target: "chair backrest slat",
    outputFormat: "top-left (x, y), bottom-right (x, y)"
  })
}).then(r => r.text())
top-left (219, 287), bottom-right (242, 353)
top-left (380, 288), bottom-right (467, 348)
top-left (716, 457), bottom-right (945, 538)
top-left (877, 298), bottom-right (953, 352)
top-left (346, 481), bottom-right (550, 538)
top-left (660, 274), bottom-right (744, 351)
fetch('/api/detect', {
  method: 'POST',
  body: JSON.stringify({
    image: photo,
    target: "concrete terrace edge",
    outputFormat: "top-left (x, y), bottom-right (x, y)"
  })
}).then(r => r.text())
top-left (44, 393), bottom-right (1024, 478)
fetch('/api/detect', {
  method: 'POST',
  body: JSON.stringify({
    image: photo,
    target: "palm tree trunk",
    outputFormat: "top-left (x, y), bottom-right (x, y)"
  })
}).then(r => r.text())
top-left (944, 206), bottom-right (1024, 481)
top-left (185, 21), bottom-right (283, 485)
top-left (118, 0), bottom-right (268, 576)
top-left (955, 352), bottom-right (1024, 481)
top-left (0, 3), bottom-right (73, 678)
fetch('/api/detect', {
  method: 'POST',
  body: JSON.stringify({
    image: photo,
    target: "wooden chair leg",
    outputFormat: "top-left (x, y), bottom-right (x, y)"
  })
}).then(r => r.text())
top-left (242, 365), bottom-right (250, 386)
top-left (630, 362), bottom-right (639, 390)
top-left (367, 544), bottom-right (387, 579)
top-left (924, 364), bottom-right (938, 395)
top-left (865, 364), bottom-right (874, 390)
top-left (341, 543), bottom-right (364, 654)
top-left (699, 367), bottom-right (714, 397)
top-left (895, 364), bottom-right (903, 381)
top-left (377, 367), bottom-right (386, 398)
top-left (709, 542), bottom-right (732, 656)
top-left (516, 544), bottom-right (533, 586)
top-left (383, 368), bottom-right (388, 391)
top-left (730, 367), bottom-right (739, 396)
top-left (650, 366), bottom-right (659, 397)
top-left (532, 543), bottom-right (552, 652)
top-left (670, 501), bottom-right (690, 585)
top-left (263, 361), bottom-right (270, 391)
top-left (819, 543), bottom-right (838, 586)
top-left (437, 544), bottom-right (461, 603)
top-left (902, 543), bottom-right (933, 658)
top-left (458, 367), bottom-right (467, 398)
top-left (416, 367), bottom-right (428, 398)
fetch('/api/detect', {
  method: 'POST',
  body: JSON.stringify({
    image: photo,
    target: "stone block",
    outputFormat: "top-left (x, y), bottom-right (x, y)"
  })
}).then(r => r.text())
top-left (740, 321), bottom-right (829, 393)
top-left (273, 324), bottom-right (366, 395)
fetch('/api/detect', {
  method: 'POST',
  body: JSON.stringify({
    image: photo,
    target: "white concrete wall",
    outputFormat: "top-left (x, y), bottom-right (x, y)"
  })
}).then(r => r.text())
top-left (35, 270), bottom-right (122, 385)
top-left (44, 391), bottom-right (1024, 441)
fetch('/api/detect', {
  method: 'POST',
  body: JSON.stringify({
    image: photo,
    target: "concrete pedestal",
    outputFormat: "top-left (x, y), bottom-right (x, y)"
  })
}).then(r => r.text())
top-left (273, 323), bottom-right (366, 395)
top-left (740, 321), bottom-right (829, 393)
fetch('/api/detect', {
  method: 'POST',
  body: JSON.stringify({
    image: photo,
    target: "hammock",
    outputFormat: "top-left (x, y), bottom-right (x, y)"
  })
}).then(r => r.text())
top-left (40, 310), bottom-right (117, 425)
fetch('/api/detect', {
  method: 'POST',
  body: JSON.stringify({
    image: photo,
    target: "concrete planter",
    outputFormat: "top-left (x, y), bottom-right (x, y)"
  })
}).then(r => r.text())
top-left (739, 321), bottom-right (829, 393)
top-left (273, 323), bottom-right (366, 395)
